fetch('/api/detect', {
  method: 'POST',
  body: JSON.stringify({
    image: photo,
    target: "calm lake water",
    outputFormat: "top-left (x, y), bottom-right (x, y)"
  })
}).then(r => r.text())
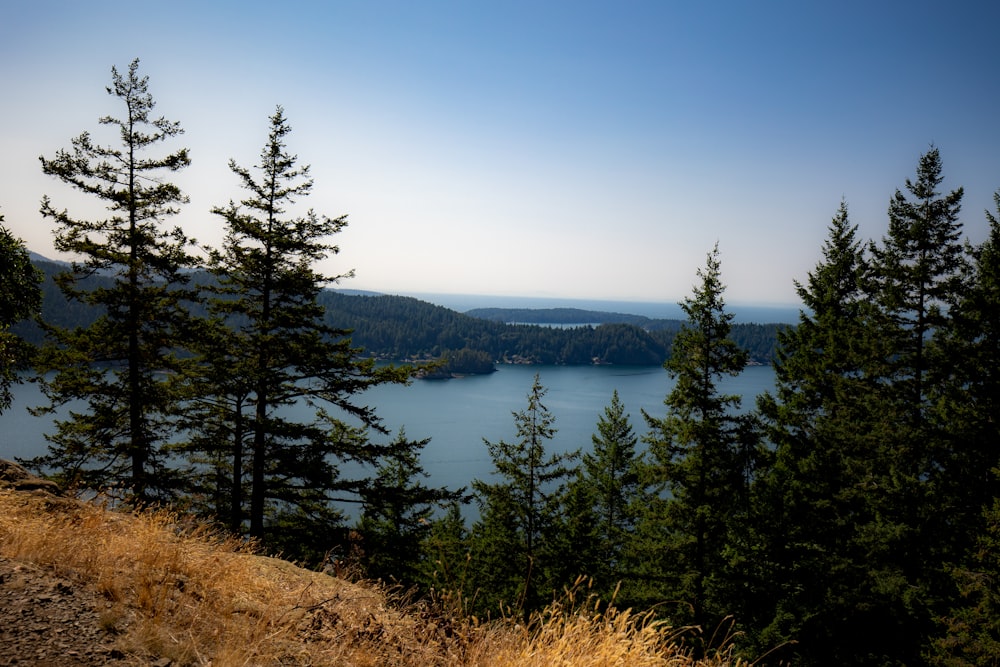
top-left (1, 364), bottom-right (776, 497)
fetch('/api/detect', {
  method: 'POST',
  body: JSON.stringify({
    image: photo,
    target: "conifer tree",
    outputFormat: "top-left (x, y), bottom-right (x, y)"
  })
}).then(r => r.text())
top-left (866, 148), bottom-right (970, 661)
top-left (0, 214), bottom-right (42, 416)
top-left (566, 390), bottom-right (643, 601)
top-left (194, 106), bottom-right (412, 547)
top-left (418, 501), bottom-right (472, 601)
top-left (30, 59), bottom-right (196, 501)
top-left (470, 373), bottom-right (578, 613)
top-left (930, 191), bottom-right (1000, 662)
top-left (934, 189), bottom-right (1000, 534)
top-left (640, 244), bottom-right (749, 634)
top-left (870, 146), bottom-right (966, 424)
top-left (753, 202), bottom-right (897, 664)
top-left (358, 428), bottom-right (468, 584)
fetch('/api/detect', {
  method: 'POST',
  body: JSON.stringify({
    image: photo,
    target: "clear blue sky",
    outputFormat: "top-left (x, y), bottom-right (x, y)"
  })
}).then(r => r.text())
top-left (2, 1), bottom-right (998, 307)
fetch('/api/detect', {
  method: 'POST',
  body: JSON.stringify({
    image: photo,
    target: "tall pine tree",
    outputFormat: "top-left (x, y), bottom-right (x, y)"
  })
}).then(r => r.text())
top-left (30, 59), bottom-right (196, 502)
top-left (469, 373), bottom-right (577, 614)
top-left (640, 244), bottom-right (750, 635)
top-left (929, 190), bottom-right (1000, 664)
top-left (754, 202), bottom-right (897, 664)
top-left (867, 147), bottom-right (970, 662)
top-left (191, 106), bottom-right (412, 549)
top-left (566, 390), bottom-right (643, 603)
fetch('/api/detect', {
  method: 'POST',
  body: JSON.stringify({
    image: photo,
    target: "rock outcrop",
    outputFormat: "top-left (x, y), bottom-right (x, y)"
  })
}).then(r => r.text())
top-left (0, 459), bottom-right (61, 495)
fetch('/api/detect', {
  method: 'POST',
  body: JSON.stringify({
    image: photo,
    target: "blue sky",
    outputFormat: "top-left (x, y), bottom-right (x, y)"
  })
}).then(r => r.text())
top-left (2, 1), bottom-right (998, 307)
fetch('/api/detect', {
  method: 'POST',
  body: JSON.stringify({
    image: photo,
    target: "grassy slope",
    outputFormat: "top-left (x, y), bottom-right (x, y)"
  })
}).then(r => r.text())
top-left (0, 485), bottom-right (747, 666)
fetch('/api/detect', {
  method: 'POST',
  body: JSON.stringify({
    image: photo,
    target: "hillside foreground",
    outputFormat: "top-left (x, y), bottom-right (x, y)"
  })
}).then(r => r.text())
top-left (0, 460), bottom-right (748, 667)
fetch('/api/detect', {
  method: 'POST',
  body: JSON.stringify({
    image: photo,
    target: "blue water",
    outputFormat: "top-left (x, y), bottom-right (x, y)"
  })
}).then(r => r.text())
top-left (1, 364), bottom-right (776, 502)
top-left (361, 363), bottom-right (775, 493)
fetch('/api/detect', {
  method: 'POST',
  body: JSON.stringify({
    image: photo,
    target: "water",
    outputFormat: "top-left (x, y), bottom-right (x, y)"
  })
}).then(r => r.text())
top-left (1, 364), bottom-right (776, 498)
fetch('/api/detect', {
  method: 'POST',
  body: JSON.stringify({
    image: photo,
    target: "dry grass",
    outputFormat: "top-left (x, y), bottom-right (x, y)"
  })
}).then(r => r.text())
top-left (0, 488), bottom-right (748, 666)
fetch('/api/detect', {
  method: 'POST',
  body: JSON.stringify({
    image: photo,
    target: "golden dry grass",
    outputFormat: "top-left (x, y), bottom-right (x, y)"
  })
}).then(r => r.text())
top-left (0, 488), bottom-right (748, 666)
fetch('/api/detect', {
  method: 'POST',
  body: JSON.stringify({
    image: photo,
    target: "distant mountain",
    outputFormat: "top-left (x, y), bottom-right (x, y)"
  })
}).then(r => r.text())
top-left (28, 251), bottom-right (67, 265)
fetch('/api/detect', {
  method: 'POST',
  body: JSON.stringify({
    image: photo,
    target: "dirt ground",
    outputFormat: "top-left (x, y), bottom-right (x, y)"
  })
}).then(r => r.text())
top-left (0, 555), bottom-right (139, 666)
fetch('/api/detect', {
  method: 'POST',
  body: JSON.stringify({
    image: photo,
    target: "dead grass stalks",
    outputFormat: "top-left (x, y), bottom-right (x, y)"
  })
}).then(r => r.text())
top-left (0, 489), bottom-right (747, 666)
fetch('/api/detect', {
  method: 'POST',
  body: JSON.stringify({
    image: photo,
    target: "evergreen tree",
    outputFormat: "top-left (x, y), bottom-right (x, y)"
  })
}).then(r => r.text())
top-left (866, 147), bottom-right (970, 661)
top-left (567, 390), bottom-right (643, 602)
top-left (469, 373), bottom-right (578, 614)
top-left (870, 146), bottom-right (966, 424)
top-left (549, 467), bottom-right (601, 600)
top-left (934, 189), bottom-right (1000, 538)
top-left (418, 501), bottom-right (472, 602)
top-left (29, 59), bottom-right (196, 502)
top-left (930, 191), bottom-right (1000, 663)
top-left (192, 106), bottom-right (411, 549)
top-left (640, 244), bottom-right (749, 634)
top-left (754, 202), bottom-right (899, 664)
top-left (0, 213), bottom-right (43, 416)
top-left (358, 427), bottom-right (468, 584)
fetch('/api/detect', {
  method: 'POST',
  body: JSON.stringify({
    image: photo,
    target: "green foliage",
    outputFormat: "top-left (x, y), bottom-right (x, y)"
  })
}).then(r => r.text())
top-left (871, 146), bottom-right (967, 422)
top-left (640, 244), bottom-right (752, 634)
top-left (183, 107), bottom-right (414, 553)
top-left (929, 498), bottom-right (1000, 666)
top-left (0, 214), bottom-right (42, 415)
top-left (754, 201), bottom-right (901, 664)
top-left (566, 390), bottom-right (644, 602)
top-left (864, 148), bottom-right (971, 663)
top-left (417, 501), bottom-right (472, 599)
top-left (28, 59), bottom-right (196, 502)
top-left (927, 192), bottom-right (1000, 665)
top-left (469, 374), bottom-right (579, 615)
top-left (358, 428), bottom-right (469, 584)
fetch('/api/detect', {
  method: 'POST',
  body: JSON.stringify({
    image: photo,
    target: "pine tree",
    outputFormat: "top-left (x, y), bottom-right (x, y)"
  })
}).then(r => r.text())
top-left (929, 191), bottom-right (1000, 663)
top-left (192, 106), bottom-right (411, 548)
top-left (870, 146), bottom-right (966, 425)
top-left (358, 428), bottom-right (468, 584)
top-left (866, 148), bottom-right (971, 661)
top-left (0, 213), bottom-right (43, 416)
top-left (934, 189), bottom-right (1000, 536)
top-left (418, 501), bottom-right (472, 603)
top-left (567, 390), bottom-right (643, 602)
top-left (753, 202), bottom-right (898, 664)
top-left (30, 59), bottom-right (196, 502)
top-left (640, 244), bottom-right (749, 634)
top-left (469, 373), bottom-right (578, 614)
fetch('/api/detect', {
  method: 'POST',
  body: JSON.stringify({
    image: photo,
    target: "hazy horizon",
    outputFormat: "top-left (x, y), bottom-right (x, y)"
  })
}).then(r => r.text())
top-left (4, 2), bottom-right (997, 308)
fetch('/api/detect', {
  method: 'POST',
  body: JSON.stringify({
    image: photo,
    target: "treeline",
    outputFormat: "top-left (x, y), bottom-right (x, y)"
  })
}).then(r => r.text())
top-left (16, 264), bottom-right (783, 367)
top-left (2, 60), bottom-right (998, 667)
top-left (414, 150), bottom-right (1000, 665)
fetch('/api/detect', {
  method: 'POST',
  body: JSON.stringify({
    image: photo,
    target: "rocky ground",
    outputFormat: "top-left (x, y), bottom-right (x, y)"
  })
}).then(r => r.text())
top-left (0, 460), bottom-right (138, 666)
top-left (0, 555), bottom-right (137, 666)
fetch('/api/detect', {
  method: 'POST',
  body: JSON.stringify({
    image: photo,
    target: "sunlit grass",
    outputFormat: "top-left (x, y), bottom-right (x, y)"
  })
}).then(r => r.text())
top-left (0, 488), bottom-right (747, 666)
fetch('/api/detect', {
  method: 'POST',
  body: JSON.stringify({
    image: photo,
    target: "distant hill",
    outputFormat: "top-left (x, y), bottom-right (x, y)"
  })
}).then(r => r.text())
top-left (465, 307), bottom-right (654, 326)
top-left (14, 260), bottom-right (786, 369)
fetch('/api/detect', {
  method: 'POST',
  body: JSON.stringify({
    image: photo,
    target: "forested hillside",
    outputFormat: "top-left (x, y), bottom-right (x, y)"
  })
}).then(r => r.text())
top-left (17, 261), bottom-right (783, 367)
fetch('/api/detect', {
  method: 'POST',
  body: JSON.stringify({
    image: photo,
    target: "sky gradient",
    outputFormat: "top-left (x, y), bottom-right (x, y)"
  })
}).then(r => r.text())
top-left (2, 1), bottom-right (998, 308)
